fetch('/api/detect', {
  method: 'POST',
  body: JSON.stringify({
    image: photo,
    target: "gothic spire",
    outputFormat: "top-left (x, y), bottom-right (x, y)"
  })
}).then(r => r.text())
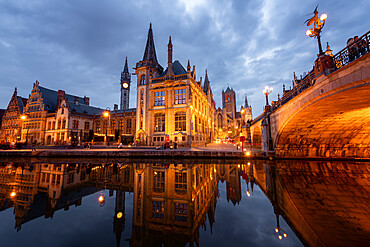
top-left (142, 23), bottom-right (158, 63)
top-left (123, 56), bottom-right (129, 73)
top-left (121, 56), bottom-right (131, 82)
top-left (245, 94), bottom-right (249, 107)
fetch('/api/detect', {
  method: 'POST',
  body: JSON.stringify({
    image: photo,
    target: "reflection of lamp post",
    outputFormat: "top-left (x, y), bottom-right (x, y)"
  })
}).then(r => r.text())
top-left (305, 6), bottom-right (327, 55)
top-left (103, 108), bottom-right (110, 146)
top-left (20, 115), bottom-right (28, 145)
top-left (275, 214), bottom-right (287, 240)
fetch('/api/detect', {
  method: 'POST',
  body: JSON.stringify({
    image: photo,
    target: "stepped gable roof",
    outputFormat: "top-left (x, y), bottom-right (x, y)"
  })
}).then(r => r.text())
top-left (159, 60), bottom-right (187, 77)
top-left (16, 96), bottom-right (27, 113)
top-left (142, 23), bottom-right (158, 63)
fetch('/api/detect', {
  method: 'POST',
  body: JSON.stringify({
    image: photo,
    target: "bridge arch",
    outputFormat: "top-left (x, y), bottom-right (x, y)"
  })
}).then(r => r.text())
top-left (275, 82), bottom-right (370, 158)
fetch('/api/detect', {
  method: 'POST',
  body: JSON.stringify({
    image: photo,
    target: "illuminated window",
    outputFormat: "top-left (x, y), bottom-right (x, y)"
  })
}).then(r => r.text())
top-left (175, 112), bottom-right (186, 131)
top-left (126, 119), bottom-right (132, 134)
top-left (174, 89), bottom-right (186, 104)
top-left (72, 120), bottom-right (79, 129)
top-left (84, 121), bottom-right (90, 130)
top-left (57, 119), bottom-right (61, 129)
top-left (154, 91), bottom-right (165, 106)
top-left (96, 121), bottom-right (101, 132)
top-left (152, 200), bottom-right (164, 219)
top-left (174, 203), bottom-right (187, 222)
top-left (153, 170), bottom-right (165, 193)
top-left (175, 172), bottom-right (187, 194)
top-left (154, 113), bottom-right (165, 132)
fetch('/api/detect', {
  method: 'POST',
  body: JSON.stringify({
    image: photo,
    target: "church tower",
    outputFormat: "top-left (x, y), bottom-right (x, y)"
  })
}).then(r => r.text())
top-left (113, 191), bottom-right (126, 247)
top-left (120, 57), bottom-right (131, 110)
top-left (222, 87), bottom-right (236, 119)
top-left (134, 23), bottom-right (163, 144)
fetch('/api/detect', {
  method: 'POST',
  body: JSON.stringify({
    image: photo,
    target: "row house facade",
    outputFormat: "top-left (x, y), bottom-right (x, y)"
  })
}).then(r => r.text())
top-left (135, 24), bottom-right (216, 146)
top-left (0, 88), bottom-right (27, 142)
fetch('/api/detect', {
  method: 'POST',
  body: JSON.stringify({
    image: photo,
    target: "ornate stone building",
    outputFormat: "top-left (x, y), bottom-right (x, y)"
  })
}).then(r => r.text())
top-left (134, 24), bottom-right (216, 146)
top-left (0, 88), bottom-right (27, 142)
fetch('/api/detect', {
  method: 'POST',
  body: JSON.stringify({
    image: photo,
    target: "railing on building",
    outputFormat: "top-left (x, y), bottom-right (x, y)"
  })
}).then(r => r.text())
top-left (151, 74), bottom-right (189, 83)
top-left (271, 30), bottom-right (369, 112)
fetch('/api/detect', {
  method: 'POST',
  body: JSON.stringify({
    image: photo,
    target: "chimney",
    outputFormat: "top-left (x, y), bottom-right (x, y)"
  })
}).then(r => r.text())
top-left (114, 104), bottom-right (118, 110)
top-left (74, 96), bottom-right (79, 105)
top-left (57, 90), bottom-right (65, 107)
top-left (84, 96), bottom-right (90, 106)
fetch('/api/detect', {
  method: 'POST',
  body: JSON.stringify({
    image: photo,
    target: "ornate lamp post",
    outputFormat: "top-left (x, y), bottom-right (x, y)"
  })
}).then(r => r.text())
top-left (263, 86), bottom-right (273, 106)
top-left (305, 6), bottom-right (327, 55)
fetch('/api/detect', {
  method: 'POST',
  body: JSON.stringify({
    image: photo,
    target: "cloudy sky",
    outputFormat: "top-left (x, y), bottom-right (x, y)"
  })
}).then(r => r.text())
top-left (0, 0), bottom-right (369, 116)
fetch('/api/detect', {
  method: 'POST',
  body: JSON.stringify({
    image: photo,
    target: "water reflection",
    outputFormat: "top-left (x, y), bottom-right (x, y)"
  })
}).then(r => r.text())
top-left (0, 160), bottom-right (369, 247)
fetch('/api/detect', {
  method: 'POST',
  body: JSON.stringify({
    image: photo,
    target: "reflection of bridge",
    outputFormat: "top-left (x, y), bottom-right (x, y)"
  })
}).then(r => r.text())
top-left (250, 31), bottom-right (370, 158)
top-left (253, 160), bottom-right (370, 247)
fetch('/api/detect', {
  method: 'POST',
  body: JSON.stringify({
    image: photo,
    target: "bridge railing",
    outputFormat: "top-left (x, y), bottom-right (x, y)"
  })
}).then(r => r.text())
top-left (332, 30), bottom-right (370, 70)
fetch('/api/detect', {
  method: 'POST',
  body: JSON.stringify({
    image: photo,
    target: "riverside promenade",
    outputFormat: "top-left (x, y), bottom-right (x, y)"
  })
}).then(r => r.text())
top-left (0, 143), bottom-right (251, 159)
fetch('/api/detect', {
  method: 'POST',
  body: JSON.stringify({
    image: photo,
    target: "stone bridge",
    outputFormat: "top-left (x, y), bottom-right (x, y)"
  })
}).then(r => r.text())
top-left (250, 36), bottom-right (370, 159)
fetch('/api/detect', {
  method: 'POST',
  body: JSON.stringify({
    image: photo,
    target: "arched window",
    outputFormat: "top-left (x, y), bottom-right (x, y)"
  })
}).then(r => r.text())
top-left (175, 112), bottom-right (186, 131)
top-left (154, 113), bottom-right (165, 132)
top-left (62, 119), bottom-right (66, 129)
top-left (140, 75), bottom-right (145, 85)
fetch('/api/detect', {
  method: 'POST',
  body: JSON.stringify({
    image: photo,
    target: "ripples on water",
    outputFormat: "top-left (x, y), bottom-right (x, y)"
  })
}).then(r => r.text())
top-left (0, 159), bottom-right (368, 247)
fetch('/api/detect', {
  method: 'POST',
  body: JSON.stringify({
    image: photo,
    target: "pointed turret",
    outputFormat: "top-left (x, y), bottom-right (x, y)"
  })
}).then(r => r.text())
top-left (203, 70), bottom-right (210, 94)
top-left (244, 94), bottom-right (249, 107)
top-left (167, 36), bottom-right (174, 75)
top-left (187, 60), bottom-right (191, 72)
top-left (142, 23), bottom-right (158, 63)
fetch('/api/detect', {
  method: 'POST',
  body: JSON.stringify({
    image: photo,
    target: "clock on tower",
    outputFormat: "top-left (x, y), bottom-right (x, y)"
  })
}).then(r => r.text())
top-left (120, 57), bottom-right (131, 110)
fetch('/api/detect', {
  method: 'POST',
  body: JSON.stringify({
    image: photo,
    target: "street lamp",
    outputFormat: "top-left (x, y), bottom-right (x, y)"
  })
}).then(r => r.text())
top-left (20, 115), bottom-right (28, 145)
top-left (103, 108), bottom-right (110, 146)
top-left (263, 86), bottom-right (273, 106)
top-left (305, 6), bottom-right (327, 55)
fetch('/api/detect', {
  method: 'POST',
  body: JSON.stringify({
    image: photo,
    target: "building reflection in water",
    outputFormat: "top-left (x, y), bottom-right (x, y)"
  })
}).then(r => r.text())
top-left (0, 160), bottom-right (369, 247)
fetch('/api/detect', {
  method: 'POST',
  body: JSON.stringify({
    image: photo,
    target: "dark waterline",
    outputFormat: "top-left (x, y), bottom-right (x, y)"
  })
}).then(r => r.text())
top-left (0, 159), bottom-right (368, 247)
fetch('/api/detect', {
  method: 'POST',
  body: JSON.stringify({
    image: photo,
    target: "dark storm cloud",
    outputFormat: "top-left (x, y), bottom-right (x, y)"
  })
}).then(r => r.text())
top-left (0, 0), bottom-right (369, 116)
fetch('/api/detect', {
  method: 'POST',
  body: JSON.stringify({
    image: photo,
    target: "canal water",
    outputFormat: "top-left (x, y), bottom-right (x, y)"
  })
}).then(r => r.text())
top-left (0, 159), bottom-right (368, 247)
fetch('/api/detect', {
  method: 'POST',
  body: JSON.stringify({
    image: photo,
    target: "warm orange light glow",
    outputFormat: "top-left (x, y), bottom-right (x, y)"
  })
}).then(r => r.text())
top-left (275, 228), bottom-right (279, 233)
top-left (10, 192), bottom-right (16, 197)
top-left (246, 191), bottom-right (250, 197)
top-left (320, 13), bottom-right (327, 21)
top-left (247, 162), bottom-right (251, 166)
top-left (283, 233), bottom-right (287, 238)
top-left (306, 29), bottom-right (312, 36)
top-left (279, 235), bottom-right (282, 240)
top-left (246, 151), bottom-right (251, 156)
top-left (117, 212), bottom-right (123, 219)
top-left (20, 115), bottom-right (26, 120)
top-left (238, 164), bottom-right (240, 168)
top-left (98, 196), bottom-right (105, 202)
top-left (103, 111), bottom-right (109, 117)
